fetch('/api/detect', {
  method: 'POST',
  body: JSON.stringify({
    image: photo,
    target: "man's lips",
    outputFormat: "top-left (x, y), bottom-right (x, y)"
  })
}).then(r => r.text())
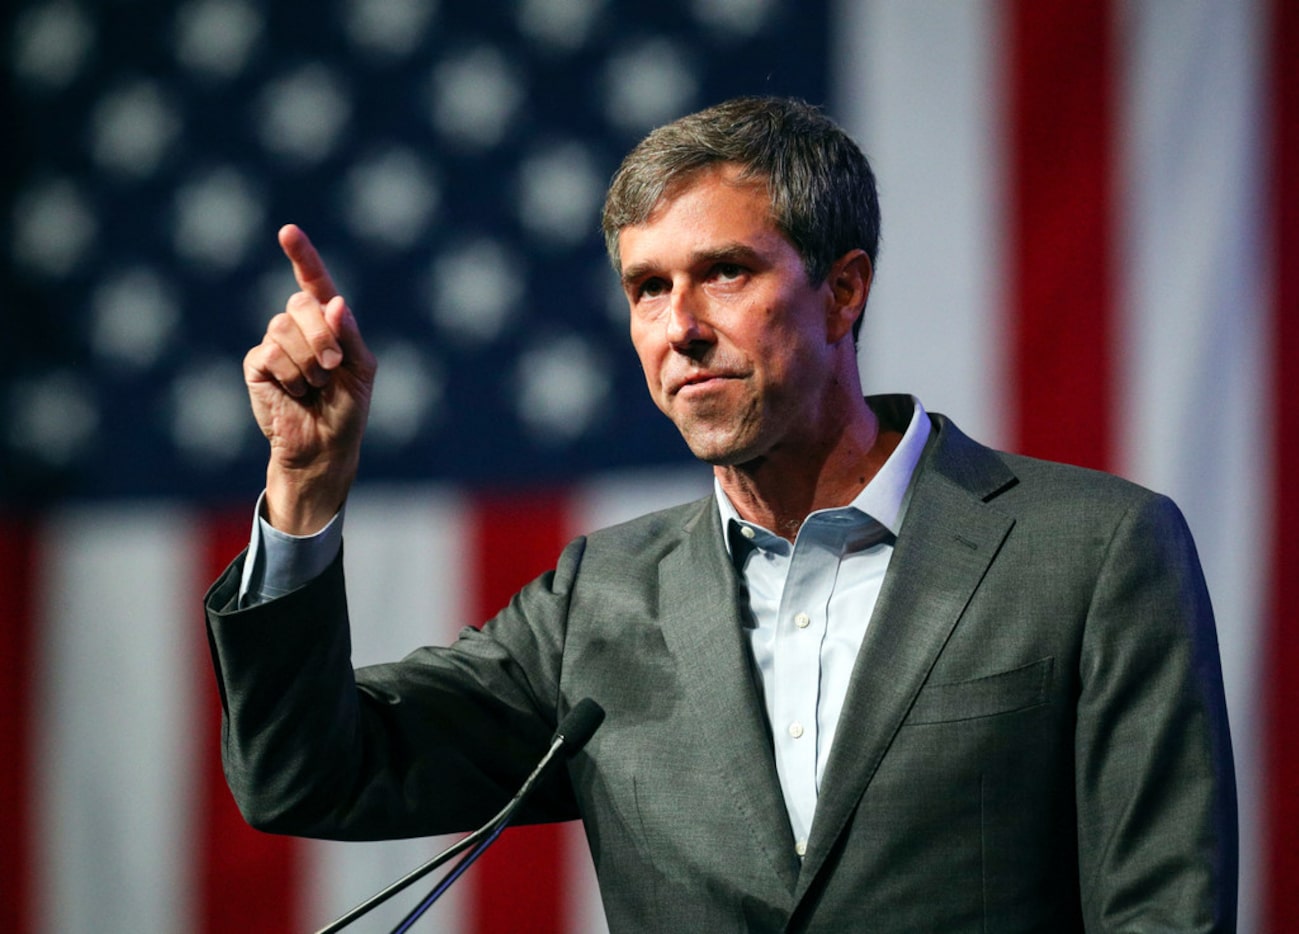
top-left (669, 372), bottom-right (739, 395)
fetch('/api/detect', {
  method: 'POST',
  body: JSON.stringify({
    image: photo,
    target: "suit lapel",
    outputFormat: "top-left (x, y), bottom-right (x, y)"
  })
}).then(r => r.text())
top-left (795, 417), bottom-right (1017, 897)
top-left (658, 499), bottom-right (802, 894)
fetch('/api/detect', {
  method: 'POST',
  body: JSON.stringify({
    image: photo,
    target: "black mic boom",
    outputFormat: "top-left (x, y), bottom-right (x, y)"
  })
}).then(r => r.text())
top-left (315, 698), bottom-right (605, 934)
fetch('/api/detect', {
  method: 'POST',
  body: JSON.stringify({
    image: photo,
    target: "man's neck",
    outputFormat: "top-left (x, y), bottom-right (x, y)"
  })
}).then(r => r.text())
top-left (715, 400), bottom-right (903, 542)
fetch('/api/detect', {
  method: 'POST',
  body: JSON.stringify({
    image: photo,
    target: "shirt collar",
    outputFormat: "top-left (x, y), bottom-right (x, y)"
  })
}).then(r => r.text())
top-left (715, 395), bottom-right (932, 555)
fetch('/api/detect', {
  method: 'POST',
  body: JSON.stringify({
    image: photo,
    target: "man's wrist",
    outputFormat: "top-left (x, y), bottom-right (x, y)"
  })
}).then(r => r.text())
top-left (264, 460), bottom-right (355, 536)
top-left (239, 490), bottom-right (345, 607)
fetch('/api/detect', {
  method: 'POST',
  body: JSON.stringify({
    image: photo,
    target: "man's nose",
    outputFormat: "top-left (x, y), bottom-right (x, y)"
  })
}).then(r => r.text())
top-left (666, 288), bottom-right (712, 350)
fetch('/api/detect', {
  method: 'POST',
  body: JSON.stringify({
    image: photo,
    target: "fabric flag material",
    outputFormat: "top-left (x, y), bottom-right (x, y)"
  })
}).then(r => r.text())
top-left (3, 0), bottom-right (1296, 931)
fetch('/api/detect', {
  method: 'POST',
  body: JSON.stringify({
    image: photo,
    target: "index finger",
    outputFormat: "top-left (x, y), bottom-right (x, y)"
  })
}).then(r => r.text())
top-left (278, 224), bottom-right (339, 305)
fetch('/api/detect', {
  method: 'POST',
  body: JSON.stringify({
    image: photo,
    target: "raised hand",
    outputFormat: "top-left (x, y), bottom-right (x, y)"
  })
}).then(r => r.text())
top-left (243, 224), bottom-right (377, 534)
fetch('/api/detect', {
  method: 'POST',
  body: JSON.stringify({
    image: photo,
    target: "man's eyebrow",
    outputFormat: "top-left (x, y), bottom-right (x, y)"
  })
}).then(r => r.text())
top-left (620, 261), bottom-right (656, 287)
top-left (620, 242), bottom-right (765, 287)
top-left (694, 243), bottom-right (764, 266)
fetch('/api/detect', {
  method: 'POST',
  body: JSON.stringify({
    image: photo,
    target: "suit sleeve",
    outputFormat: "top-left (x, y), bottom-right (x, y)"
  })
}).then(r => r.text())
top-left (1074, 493), bottom-right (1237, 931)
top-left (203, 537), bottom-right (587, 841)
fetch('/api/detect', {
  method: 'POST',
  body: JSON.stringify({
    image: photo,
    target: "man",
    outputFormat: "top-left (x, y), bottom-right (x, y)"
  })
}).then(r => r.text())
top-left (207, 97), bottom-right (1237, 931)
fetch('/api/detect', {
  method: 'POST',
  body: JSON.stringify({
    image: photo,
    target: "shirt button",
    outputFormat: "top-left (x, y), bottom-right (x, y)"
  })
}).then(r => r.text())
top-left (788, 721), bottom-right (804, 739)
top-left (794, 612), bottom-right (810, 629)
top-left (740, 525), bottom-right (756, 540)
top-left (795, 840), bottom-right (807, 857)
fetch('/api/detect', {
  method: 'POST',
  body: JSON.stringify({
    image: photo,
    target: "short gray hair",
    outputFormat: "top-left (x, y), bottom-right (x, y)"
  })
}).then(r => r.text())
top-left (602, 96), bottom-right (881, 296)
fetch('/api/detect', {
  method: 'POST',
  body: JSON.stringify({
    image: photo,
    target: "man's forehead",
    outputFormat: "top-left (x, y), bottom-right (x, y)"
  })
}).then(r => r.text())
top-left (616, 180), bottom-right (797, 286)
top-left (617, 164), bottom-right (776, 260)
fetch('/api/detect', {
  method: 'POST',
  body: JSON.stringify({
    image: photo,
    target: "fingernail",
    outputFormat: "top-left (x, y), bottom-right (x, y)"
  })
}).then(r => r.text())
top-left (321, 348), bottom-right (342, 369)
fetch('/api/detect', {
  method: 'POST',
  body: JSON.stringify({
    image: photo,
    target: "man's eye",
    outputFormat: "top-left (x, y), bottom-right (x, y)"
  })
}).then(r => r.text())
top-left (638, 278), bottom-right (668, 299)
top-left (714, 263), bottom-right (744, 280)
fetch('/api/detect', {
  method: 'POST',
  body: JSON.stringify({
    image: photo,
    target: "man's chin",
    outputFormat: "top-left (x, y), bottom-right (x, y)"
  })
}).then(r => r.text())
top-left (682, 435), bottom-right (762, 469)
top-left (669, 410), bottom-right (766, 466)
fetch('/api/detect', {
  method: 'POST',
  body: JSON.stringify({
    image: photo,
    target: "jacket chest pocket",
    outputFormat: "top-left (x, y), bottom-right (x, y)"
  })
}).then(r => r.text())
top-left (905, 656), bottom-right (1054, 725)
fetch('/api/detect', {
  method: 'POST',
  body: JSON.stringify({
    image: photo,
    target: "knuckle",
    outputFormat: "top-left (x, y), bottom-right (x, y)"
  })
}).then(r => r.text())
top-left (245, 337), bottom-right (281, 373)
top-left (243, 345), bottom-right (266, 375)
top-left (267, 311), bottom-right (298, 339)
top-left (283, 295), bottom-right (335, 351)
top-left (286, 290), bottom-right (315, 312)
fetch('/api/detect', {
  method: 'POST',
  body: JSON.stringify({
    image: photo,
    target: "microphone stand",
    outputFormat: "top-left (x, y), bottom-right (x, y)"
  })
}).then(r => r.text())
top-left (314, 699), bottom-right (604, 934)
top-left (388, 818), bottom-right (509, 933)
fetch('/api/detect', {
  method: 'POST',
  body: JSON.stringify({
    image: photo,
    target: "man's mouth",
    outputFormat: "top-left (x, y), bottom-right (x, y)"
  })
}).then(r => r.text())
top-left (672, 371), bottom-right (734, 395)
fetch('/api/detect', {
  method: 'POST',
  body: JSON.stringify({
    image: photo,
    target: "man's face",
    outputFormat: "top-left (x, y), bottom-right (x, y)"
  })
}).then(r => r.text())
top-left (618, 164), bottom-right (853, 467)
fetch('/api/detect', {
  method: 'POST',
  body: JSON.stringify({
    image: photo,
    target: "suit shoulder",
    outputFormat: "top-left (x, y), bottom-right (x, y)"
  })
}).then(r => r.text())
top-left (929, 413), bottom-right (1177, 523)
top-left (1000, 450), bottom-right (1161, 503)
top-left (991, 450), bottom-right (1193, 547)
top-left (582, 496), bottom-right (711, 557)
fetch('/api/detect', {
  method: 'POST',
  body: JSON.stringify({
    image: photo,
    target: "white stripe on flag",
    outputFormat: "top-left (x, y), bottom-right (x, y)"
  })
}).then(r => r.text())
top-left (34, 506), bottom-right (201, 933)
top-left (1114, 0), bottom-right (1269, 924)
top-left (300, 488), bottom-right (472, 932)
top-left (560, 818), bottom-right (608, 934)
top-left (839, 0), bottom-right (1009, 448)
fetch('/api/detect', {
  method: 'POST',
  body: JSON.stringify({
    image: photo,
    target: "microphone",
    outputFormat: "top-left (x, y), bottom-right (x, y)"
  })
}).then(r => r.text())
top-left (315, 698), bottom-right (605, 934)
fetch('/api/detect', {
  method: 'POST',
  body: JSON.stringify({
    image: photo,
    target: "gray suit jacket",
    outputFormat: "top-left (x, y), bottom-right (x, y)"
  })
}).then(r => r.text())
top-left (206, 407), bottom-right (1237, 932)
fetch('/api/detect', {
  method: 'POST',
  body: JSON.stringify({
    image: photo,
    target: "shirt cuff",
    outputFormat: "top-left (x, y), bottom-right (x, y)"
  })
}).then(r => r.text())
top-left (237, 490), bottom-right (345, 608)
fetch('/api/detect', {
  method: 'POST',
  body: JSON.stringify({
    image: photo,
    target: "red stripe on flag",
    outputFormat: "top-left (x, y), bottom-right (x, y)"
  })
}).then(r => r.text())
top-left (1265, 0), bottom-right (1299, 927)
top-left (195, 509), bottom-right (304, 933)
top-left (468, 491), bottom-right (572, 933)
top-left (0, 519), bottom-right (37, 934)
top-left (1007, 0), bottom-right (1115, 470)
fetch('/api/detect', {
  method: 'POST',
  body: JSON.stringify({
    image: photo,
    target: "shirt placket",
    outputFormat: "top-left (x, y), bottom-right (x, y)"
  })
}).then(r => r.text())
top-left (770, 519), bottom-right (844, 855)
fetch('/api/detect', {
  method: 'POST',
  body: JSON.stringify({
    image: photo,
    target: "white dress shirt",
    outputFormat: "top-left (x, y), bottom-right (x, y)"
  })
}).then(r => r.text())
top-left (715, 397), bottom-right (931, 857)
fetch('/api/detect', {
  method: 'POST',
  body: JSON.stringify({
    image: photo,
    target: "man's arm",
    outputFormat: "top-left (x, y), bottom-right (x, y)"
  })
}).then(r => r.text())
top-left (206, 531), bottom-right (585, 840)
top-left (1074, 493), bottom-right (1237, 931)
top-left (213, 222), bottom-right (575, 833)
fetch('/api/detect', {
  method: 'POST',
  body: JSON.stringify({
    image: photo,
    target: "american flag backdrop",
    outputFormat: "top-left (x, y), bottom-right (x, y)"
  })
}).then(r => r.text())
top-left (1, 0), bottom-right (1295, 931)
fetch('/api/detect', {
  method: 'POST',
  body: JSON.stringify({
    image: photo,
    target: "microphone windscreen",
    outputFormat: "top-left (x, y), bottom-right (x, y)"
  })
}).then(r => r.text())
top-left (554, 698), bottom-right (605, 754)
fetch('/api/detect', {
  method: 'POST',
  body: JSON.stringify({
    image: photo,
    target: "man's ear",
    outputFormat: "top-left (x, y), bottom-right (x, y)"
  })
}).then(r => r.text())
top-left (825, 249), bottom-right (872, 344)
